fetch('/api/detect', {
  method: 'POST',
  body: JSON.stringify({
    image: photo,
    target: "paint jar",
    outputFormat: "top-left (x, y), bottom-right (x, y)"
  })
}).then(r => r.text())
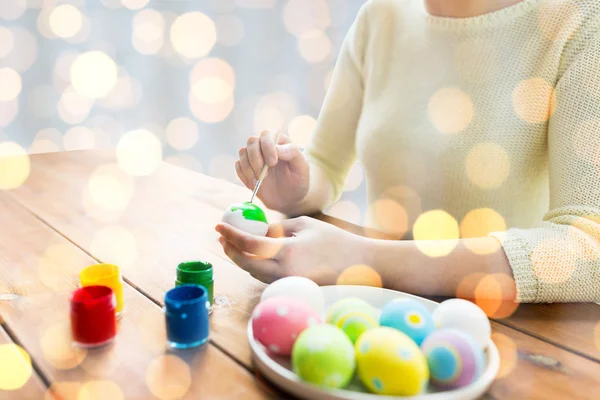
top-left (176, 261), bottom-right (214, 307)
top-left (164, 284), bottom-right (210, 349)
top-left (70, 285), bottom-right (117, 348)
top-left (80, 264), bottom-right (124, 318)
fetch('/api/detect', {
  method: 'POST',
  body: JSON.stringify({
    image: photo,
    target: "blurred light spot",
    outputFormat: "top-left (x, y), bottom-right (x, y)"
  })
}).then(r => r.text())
top-left (132, 9), bottom-right (164, 55)
top-left (117, 129), bottom-right (162, 176)
top-left (283, 0), bottom-right (330, 38)
top-left (368, 199), bottom-right (408, 237)
top-left (236, 0), bottom-right (275, 8)
top-left (122, 0), bottom-right (150, 10)
top-left (28, 85), bottom-right (58, 118)
top-left (87, 164), bottom-right (134, 211)
top-left (80, 351), bottom-right (120, 377)
top-left (208, 154), bottom-right (237, 183)
top-left (288, 115), bottom-right (316, 147)
top-left (0, 0), bottom-right (26, 20)
top-left (413, 210), bottom-right (459, 257)
top-left (344, 162), bottom-right (364, 192)
top-left (38, 242), bottom-right (84, 293)
top-left (191, 77), bottom-right (233, 104)
top-left (215, 14), bottom-right (244, 46)
top-left (456, 272), bottom-right (486, 300)
top-left (253, 91), bottom-right (297, 133)
top-left (53, 51), bottom-right (78, 92)
top-left (512, 78), bottom-right (555, 124)
top-left (0, 141), bottom-right (30, 189)
top-left (428, 88), bottom-right (474, 134)
top-left (71, 51), bottom-right (118, 99)
top-left (337, 265), bottom-right (382, 287)
top-left (97, 69), bottom-right (143, 110)
top-left (29, 139), bottom-right (61, 154)
top-left (190, 58), bottom-right (235, 88)
top-left (538, 0), bottom-right (582, 42)
top-left (210, 0), bottom-right (236, 13)
top-left (460, 208), bottom-right (506, 255)
top-left (0, 344), bottom-right (32, 390)
top-left (0, 98), bottom-right (18, 127)
top-left (326, 200), bottom-right (361, 225)
top-left (0, 68), bottom-right (21, 101)
top-left (189, 94), bottom-right (234, 123)
top-left (475, 274), bottom-right (508, 317)
top-left (165, 154), bottom-right (203, 173)
top-left (41, 323), bottom-right (87, 369)
top-left (91, 226), bottom-right (138, 269)
top-left (166, 118), bottom-right (199, 151)
top-left (64, 14), bottom-right (91, 45)
top-left (3, 27), bottom-right (38, 72)
top-left (45, 382), bottom-right (82, 400)
top-left (146, 355), bottom-right (191, 400)
top-left (298, 29), bottom-right (331, 63)
top-left (170, 12), bottom-right (216, 59)
top-left (492, 332), bottom-right (518, 379)
top-left (531, 237), bottom-right (577, 284)
top-left (49, 4), bottom-right (82, 39)
top-left (572, 119), bottom-right (600, 166)
top-left (0, 26), bottom-right (14, 58)
top-left (100, 0), bottom-right (123, 10)
top-left (465, 142), bottom-right (511, 189)
top-left (79, 381), bottom-right (124, 400)
top-left (58, 86), bottom-right (94, 125)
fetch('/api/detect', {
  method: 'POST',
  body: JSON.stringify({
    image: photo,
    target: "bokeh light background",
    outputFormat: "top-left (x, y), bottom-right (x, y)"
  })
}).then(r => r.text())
top-left (0, 0), bottom-right (368, 222)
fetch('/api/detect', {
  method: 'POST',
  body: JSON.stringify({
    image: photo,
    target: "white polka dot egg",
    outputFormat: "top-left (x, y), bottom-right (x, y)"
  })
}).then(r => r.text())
top-left (261, 276), bottom-right (325, 316)
top-left (252, 296), bottom-right (322, 356)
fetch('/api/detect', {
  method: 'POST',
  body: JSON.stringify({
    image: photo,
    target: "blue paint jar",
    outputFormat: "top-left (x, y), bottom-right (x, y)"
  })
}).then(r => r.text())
top-left (164, 284), bottom-right (210, 349)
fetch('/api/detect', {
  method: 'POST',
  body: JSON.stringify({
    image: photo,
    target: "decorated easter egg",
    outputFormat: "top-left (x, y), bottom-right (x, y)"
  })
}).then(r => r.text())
top-left (261, 277), bottom-right (325, 315)
top-left (222, 202), bottom-right (268, 236)
top-left (421, 329), bottom-right (485, 389)
top-left (355, 327), bottom-right (429, 396)
top-left (380, 298), bottom-right (435, 345)
top-left (433, 299), bottom-right (491, 348)
top-left (252, 297), bottom-right (321, 356)
top-left (292, 324), bottom-right (356, 389)
top-left (326, 298), bottom-right (379, 343)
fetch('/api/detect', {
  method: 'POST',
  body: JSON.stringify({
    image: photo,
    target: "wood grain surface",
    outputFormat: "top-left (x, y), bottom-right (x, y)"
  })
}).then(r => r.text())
top-left (3, 150), bottom-right (600, 399)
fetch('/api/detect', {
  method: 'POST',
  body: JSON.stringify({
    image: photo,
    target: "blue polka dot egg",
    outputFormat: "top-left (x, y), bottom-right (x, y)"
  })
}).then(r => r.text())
top-left (421, 329), bottom-right (485, 389)
top-left (355, 327), bottom-right (429, 396)
top-left (380, 298), bottom-right (435, 345)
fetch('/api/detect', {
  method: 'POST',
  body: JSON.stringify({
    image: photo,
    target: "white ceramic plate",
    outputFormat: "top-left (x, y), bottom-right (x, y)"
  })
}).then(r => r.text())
top-left (248, 285), bottom-right (499, 400)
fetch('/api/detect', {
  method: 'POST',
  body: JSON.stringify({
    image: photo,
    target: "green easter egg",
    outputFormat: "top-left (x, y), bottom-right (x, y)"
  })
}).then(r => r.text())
top-left (229, 202), bottom-right (267, 222)
top-left (326, 297), bottom-right (376, 325)
top-left (337, 310), bottom-right (379, 344)
top-left (292, 325), bottom-right (356, 389)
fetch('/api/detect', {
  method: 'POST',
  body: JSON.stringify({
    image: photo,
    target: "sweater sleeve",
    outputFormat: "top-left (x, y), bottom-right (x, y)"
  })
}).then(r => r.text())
top-left (490, 24), bottom-right (600, 303)
top-left (303, 3), bottom-right (369, 205)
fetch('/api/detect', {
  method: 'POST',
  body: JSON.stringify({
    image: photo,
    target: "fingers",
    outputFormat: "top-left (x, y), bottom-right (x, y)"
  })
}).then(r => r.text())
top-left (215, 223), bottom-right (286, 258)
top-left (218, 237), bottom-right (281, 283)
top-left (235, 160), bottom-right (251, 189)
top-left (238, 148), bottom-right (256, 187)
top-left (276, 143), bottom-right (303, 162)
top-left (278, 216), bottom-right (311, 236)
top-left (260, 130), bottom-right (278, 167)
top-left (246, 135), bottom-right (264, 178)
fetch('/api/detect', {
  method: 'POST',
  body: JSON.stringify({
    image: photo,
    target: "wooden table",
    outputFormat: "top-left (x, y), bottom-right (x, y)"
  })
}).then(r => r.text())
top-left (1, 150), bottom-right (599, 400)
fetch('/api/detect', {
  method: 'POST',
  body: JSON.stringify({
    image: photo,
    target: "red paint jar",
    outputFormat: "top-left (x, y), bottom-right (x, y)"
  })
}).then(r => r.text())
top-left (70, 285), bottom-right (117, 348)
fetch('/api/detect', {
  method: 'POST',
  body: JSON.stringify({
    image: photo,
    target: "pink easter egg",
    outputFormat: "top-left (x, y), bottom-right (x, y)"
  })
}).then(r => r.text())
top-left (252, 296), bottom-right (322, 356)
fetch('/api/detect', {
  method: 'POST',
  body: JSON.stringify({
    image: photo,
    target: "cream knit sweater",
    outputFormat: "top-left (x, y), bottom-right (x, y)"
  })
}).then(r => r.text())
top-left (305, 0), bottom-right (600, 303)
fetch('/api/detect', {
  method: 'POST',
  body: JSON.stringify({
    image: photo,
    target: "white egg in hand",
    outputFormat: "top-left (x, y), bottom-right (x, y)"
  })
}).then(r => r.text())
top-left (222, 202), bottom-right (269, 236)
top-left (261, 276), bottom-right (325, 316)
top-left (432, 298), bottom-right (491, 348)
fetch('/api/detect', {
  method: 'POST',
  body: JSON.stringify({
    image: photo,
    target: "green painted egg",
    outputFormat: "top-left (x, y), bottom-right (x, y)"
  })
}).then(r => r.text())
top-left (222, 202), bottom-right (268, 236)
top-left (292, 325), bottom-right (356, 389)
top-left (326, 298), bottom-right (379, 343)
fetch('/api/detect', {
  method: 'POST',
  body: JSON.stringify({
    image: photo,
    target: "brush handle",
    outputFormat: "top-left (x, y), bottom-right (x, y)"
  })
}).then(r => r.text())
top-left (249, 126), bottom-right (285, 203)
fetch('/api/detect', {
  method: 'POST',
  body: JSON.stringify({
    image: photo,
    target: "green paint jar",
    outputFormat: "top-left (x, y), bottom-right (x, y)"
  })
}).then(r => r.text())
top-left (176, 261), bottom-right (214, 306)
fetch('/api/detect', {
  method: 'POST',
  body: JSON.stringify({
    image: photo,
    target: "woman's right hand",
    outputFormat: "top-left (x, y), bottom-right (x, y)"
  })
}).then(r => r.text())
top-left (236, 130), bottom-right (310, 213)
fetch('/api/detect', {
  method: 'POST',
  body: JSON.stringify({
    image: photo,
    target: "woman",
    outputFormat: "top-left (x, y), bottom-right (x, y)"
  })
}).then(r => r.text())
top-left (216, 0), bottom-right (600, 303)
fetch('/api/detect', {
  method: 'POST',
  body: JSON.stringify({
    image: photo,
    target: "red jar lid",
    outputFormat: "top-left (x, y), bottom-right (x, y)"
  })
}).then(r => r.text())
top-left (70, 285), bottom-right (117, 347)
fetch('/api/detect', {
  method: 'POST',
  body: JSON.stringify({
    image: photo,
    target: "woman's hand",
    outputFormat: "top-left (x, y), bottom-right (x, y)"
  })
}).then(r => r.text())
top-left (236, 130), bottom-right (310, 213)
top-left (215, 216), bottom-right (371, 285)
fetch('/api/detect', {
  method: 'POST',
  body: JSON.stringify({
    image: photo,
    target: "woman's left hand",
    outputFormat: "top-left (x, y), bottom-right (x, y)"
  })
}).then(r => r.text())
top-left (215, 216), bottom-right (371, 285)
